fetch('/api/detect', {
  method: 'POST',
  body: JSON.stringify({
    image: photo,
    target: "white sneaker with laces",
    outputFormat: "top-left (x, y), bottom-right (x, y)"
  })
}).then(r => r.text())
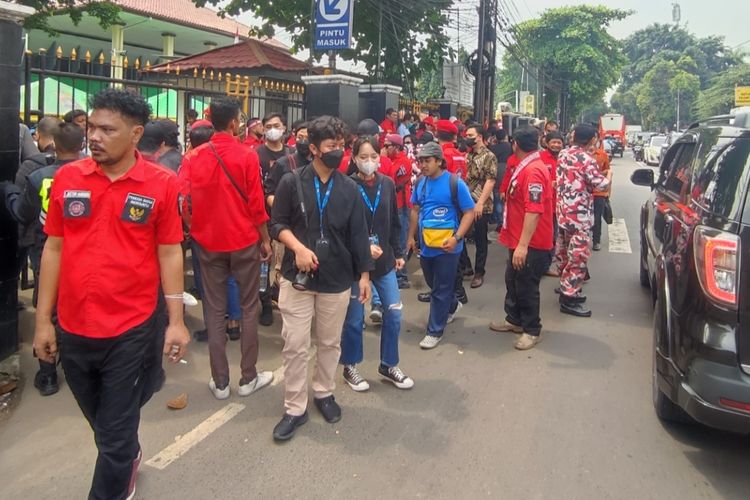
top-left (447, 301), bottom-right (463, 324)
top-left (419, 334), bottom-right (442, 350)
top-left (209, 378), bottom-right (230, 400)
top-left (238, 371), bottom-right (274, 396)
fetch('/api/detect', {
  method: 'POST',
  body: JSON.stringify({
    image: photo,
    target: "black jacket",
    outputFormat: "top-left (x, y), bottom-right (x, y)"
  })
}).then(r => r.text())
top-left (14, 151), bottom-right (54, 248)
top-left (270, 164), bottom-right (373, 293)
top-left (350, 172), bottom-right (403, 279)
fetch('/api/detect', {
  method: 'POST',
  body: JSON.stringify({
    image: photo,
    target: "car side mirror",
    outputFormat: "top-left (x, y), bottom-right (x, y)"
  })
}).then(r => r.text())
top-left (631, 168), bottom-right (655, 188)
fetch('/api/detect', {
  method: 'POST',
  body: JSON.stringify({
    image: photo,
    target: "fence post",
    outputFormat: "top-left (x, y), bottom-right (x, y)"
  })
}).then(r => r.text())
top-left (38, 48), bottom-right (46, 116)
top-left (23, 50), bottom-right (31, 126)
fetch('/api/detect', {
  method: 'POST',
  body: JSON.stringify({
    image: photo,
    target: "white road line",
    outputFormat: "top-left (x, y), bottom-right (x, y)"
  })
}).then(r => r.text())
top-left (608, 218), bottom-right (632, 254)
top-left (145, 403), bottom-right (245, 470)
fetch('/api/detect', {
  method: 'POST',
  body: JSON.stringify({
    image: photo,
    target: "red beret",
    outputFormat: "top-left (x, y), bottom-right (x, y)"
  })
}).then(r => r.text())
top-left (423, 116), bottom-right (435, 127)
top-left (191, 119), bottom-right (213, 129)
top-left (436, 119), bottom-right (458, 135)
top-left (385, 133), bottom-right (403, 146)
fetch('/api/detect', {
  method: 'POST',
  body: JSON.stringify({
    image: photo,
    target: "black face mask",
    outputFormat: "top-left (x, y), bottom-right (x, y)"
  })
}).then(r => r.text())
top-left (466, 137), bottom-right (477, 148)
top-left (320, 149), bottom-right (344, 170)
top-left (296, 140), bottom-right (310, 157)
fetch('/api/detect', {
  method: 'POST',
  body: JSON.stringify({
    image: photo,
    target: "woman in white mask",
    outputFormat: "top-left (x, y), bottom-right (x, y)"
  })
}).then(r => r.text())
top-left (339, 136), bottom-right (414, 392)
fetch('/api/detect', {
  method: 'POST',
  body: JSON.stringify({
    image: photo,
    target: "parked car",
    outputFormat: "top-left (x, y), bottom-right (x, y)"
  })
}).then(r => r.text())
top-left (631, 109), bottom-right (750, 434)
top-left (644, 134), bottom-right (667, 166)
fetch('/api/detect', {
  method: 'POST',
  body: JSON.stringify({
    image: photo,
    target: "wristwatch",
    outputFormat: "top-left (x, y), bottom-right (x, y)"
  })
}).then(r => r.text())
top-left (453, 233), bottom-right (463, 242)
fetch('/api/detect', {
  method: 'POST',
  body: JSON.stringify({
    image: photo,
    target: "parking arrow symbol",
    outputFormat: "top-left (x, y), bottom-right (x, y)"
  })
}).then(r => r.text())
top-left (323, 0), bottom-right (341, 15)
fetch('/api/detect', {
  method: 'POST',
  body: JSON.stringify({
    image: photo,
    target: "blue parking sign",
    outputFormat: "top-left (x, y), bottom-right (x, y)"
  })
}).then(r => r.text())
top-left (314, 0), bottom-right (354, 50)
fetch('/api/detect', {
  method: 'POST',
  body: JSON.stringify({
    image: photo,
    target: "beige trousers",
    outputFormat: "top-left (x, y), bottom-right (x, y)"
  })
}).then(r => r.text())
top-left (278, 278), bottom-right (350, 416)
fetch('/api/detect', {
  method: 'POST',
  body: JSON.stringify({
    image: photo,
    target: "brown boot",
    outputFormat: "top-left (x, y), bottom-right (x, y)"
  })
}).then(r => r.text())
top-left (514, 333), bottom-right (541, 350)
top-left (489, 320), bottom-right (523, 333)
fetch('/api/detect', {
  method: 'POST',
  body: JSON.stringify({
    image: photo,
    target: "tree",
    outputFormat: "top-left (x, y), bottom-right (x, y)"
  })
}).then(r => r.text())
top-left (636, 60), bottom-right (699, 130)
top-left (495, 6), bottom-right (630, 121)
top-left (696, 64), bottom-right (750, 118)
top-left (18, 1), bottom-right (122, 34)
top-left (198, 0), bottom-right (454, 92)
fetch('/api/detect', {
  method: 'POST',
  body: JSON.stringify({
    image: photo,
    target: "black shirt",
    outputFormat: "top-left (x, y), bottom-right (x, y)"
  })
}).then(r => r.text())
top-left (264, 151), bottom-right (308, 197)
top-left (256, 144), bottom-right (289, 185)
top-left (158, 148), bottom-right (183, 173)
top-left (271, 164), bottom-right (373, 293)
top-left (350, 172), bottom-right (402, 279)
top-left (490, 142), bottom-right (513, 180)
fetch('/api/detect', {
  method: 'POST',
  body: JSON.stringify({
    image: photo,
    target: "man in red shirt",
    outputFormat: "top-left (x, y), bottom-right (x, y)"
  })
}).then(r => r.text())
top-left (384, 133), bottom-right (414, 288)
top-left (243, 117), bottom-right (264, 149)
top-left (436, 120), bottom-right (467, 179)
top-left (180, 97), bottom-right (274, 400)
top-left (34, 89), bottom-right (189, 500)
top-left (380, 108), bottom-right (398, 136)
top-left (492, 127), bottom-right (553, 350)
top-left (539, 131), bottom-right (564, 276)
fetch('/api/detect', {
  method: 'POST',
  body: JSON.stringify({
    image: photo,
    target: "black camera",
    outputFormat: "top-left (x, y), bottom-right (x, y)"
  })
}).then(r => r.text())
top-left (292, 270), bottom-right (312, 291)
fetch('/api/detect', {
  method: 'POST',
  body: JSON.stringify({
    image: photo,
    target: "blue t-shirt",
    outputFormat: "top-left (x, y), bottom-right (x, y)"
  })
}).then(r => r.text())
top-left (411, 171), bottom-right (475, 257)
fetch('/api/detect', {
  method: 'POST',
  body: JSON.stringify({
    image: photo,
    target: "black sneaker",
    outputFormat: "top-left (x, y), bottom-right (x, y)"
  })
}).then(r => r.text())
top-left (457, 292), bottom-right (469, 305)
top-left (560, 300), bottom-right (592, 317)
top-left (314, 395), bottom-right (342, 423)
top-left (259, 303), bottom-right (274, 326)
top-left (559, 294), bottom-right (586, 304)
top-left (193, 329), bottom-right (208, 342)
top-left (378, 365), bottom-right (414, 389)
top-left (417, 292), bottom-right (431, 303)
top-left (273, 412), bottom-right (309, 442)
top-left (397, 278), bottom-right (411, 289)
top-left (226, 325), bottom-right (240, 341)
top-left (34, 369), bottom-right (59, 396)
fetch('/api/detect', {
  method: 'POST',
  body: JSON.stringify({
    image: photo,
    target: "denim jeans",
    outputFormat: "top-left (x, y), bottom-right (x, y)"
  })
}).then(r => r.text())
top-left (397, 206), bottom-right (410, 281)
top-left (340, 270), bottom-right (402, 367)
top-left (421, 252), bottom-right (460, 337)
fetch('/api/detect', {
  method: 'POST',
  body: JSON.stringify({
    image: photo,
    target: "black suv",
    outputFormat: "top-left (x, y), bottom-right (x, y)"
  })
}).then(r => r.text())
top-left (631, 109), bottom-right (750, 434)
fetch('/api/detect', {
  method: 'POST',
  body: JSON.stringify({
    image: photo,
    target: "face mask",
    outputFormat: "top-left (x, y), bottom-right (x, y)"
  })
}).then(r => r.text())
top-left (466, 137), bottom-right (477, 148)
top-left (296, 140), bottom-right (310, 157)
top-left (357, 159), bottom-right (379, 176)
top-left (265, 128), bottom-right (284, 142)
top-left (320, 149), bottom-right (344, 170)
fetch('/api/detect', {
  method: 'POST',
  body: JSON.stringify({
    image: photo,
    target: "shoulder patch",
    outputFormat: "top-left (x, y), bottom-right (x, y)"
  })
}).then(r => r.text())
top-left (528, 183), bottom-right (543, 203)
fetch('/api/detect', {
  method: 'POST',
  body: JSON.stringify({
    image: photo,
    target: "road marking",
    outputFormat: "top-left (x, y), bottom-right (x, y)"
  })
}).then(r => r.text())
top-left (608, 218), bottom-right (632, 254)
top-left (144, 403), bottom-right (245, 470)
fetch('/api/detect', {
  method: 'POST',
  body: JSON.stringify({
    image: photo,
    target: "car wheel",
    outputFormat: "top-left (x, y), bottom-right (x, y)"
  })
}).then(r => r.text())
top-left (652, 288), bottom-right (693, 424)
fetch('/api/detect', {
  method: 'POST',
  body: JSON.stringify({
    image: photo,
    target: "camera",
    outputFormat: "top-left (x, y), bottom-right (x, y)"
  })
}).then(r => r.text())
top-left (292, 270), bottom-right (312, 291)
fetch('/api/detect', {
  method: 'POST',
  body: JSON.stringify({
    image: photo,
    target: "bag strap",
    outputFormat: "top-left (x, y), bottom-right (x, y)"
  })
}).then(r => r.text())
top-left (208, 142), bottom-right (248, 204)
top-left (287, 153), bottom-right (297, 171)
top-left (449, 173), bottom-right (463, 218)
top-left (292, 169), bottom-right (308, 230)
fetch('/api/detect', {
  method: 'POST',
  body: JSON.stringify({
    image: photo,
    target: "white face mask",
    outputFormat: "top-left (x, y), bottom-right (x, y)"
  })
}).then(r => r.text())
top-left (357, 159), bottom-right (379, 176)
top-left (265, 128), bottom-right (284, 142)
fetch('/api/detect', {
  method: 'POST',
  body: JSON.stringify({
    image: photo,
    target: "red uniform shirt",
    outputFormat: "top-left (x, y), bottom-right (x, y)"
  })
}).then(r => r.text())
top-left (180, 132), bottom-right (269, 252)
top-left (538, 149), bottom-right (559, 208)
top-left (500, 154), bottom-right (519, 195)
top-left (389, 150), bottom-right (413, 209)
top-left (380, 119), bottom-right (397, 135)
top-left (499, 155), bottom-right (553, 251)
top-left (44, 153), bottom-right (183, 338)
top-left (244, 134), bottom-right (263, 149)
top-left (441, 143), bottom-right (467, 179)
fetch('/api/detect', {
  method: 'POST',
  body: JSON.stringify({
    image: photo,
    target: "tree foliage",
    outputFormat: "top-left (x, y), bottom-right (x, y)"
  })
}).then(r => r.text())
top-left (611, 23), bottom-right (742, 128)
top-left (695, 64), bottom-right (750, 118)
top-left (197, 0), bottom-right (454, 92)
top-left (496, 6), bottom-right (630, 121)
top-left (18, 1), bottom-right (122, 34)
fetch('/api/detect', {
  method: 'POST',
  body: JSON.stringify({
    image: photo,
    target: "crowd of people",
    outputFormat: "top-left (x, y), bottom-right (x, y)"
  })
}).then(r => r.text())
top-left (4, 88), bottom-right (614, 499)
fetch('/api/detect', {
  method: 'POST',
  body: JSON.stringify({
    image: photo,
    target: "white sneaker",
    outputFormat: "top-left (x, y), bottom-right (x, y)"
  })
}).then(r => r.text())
top-left (419, 334), bottom-right (442, 349)
top-left (238, 371), bottom-right (274, 397)
top-left (343, 364), bottom-right (370, 392)
top-left (378, 365), bottom-right (415, 389)
top-left (209, 378), bottom-right (230, 400)
top-left (447, 301), bottom-right (463, 324)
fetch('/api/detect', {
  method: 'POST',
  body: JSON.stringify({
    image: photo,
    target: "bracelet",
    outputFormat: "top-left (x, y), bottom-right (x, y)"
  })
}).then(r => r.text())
top-left (164, 293), bottom-right (185, 300)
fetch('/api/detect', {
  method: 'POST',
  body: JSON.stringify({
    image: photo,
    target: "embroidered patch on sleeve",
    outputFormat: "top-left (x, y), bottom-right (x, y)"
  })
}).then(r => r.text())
top-left (528, 183), bottom-right (543, 203)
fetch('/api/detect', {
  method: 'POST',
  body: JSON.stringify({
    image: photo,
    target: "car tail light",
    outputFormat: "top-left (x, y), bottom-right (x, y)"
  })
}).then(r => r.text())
top-left (719, 397), bottom-right (750, 413)
top-left (694, 226), bottom-right (740, 308)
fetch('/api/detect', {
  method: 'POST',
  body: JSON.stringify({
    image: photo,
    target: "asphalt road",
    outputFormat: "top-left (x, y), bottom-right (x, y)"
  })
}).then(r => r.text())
top-left (2, 152), bottom-right (750, 499)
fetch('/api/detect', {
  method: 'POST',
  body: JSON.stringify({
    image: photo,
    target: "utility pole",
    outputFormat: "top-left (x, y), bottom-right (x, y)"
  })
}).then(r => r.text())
top-left (474, 0), bottom-right (487, 123)
top-left (676, 86), bottom-right (680, 131)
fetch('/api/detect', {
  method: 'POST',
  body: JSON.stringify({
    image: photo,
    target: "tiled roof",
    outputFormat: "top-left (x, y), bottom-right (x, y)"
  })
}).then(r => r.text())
top-left (113, 0), bottom-right (286, 48)
top-left (149, 38), bottom-right (310, 73)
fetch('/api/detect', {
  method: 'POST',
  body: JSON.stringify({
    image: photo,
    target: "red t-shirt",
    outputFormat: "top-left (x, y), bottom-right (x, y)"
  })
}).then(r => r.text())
top-left (538, 149), bottom-right (559, 208)
top-left (389, 150), bottom-right (413, 209)
top-left (180, 132), bottom-right (269, 252)
top-left (244, 134), bottom-right (263, 149)
top-left (380, 119), bottom-right (396, 135)
top-left (441, 143), bottom-right (467, 179)
top-left (44, 152), bottom-right (183, 338)
top-left (500, 154), bottom-right (519, 195)
top-left (499, 158), bottom-right (553, 251)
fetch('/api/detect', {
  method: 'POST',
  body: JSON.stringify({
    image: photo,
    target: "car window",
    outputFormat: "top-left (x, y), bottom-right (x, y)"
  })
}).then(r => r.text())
top-left (663, 143), bottom-right (697, 201)
top-left (690, 137), bottom-right (750, 221)
top-left (650, 136), bottom-right (666, 147)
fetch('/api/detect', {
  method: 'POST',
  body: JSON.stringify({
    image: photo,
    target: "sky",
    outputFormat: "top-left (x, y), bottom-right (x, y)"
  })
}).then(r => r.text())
top-left (235, 0), bottom-right (750, 72)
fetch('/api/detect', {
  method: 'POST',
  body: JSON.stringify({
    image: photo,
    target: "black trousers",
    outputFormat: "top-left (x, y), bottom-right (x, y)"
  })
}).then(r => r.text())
top-left (504, 248), bottom-right (547, 336)
top-left (593, 197), bottom-right (605, 245)
top-left (59, 311), bottom-right (161, 500)
top-left (472, 214), bottom-right (490, 276)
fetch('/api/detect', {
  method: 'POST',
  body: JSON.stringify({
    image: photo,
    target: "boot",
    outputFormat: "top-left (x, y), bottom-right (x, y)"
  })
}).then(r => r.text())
top-left (560, 296), bottom-right (592, 317)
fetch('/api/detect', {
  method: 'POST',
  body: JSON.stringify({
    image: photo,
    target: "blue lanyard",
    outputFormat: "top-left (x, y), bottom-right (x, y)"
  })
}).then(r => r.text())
top-left (357, 182), bottom-right (382, 232)
top-left (314, 176), bottom-right (333, 237)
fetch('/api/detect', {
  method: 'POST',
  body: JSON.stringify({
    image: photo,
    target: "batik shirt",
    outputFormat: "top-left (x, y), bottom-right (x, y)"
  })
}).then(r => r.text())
top-left (466, 146), bottom-right (498, 214)
top-left (556, 145), bottom-right (610, 230)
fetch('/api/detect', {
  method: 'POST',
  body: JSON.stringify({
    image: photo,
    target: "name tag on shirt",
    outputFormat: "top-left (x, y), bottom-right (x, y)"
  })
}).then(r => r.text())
top-left (121, 192), bottom-right (156, 224)
top-left (63, 190), bottom-right (91, 218)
